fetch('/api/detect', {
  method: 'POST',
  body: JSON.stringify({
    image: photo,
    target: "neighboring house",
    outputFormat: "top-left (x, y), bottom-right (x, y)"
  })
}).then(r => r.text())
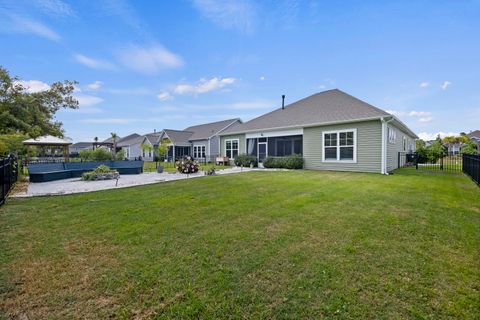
top-left (139, 131), bottom-right (162, 161)
top-left (156, 129), bottom-right (195, 161)
top-left (467, 130), bottom-right (480, 149)
top-left (184, 118), bottom-right (241, 161)
top-left (219, 89), bottom-right (418, 174)
top-left (447, 143), bottom-right (461, 155)
top-left (154, 119), bottom-right (242, 161)
top-left (69, 142), bottom-right (94, 155)
top-left (117, 133), bottom-right (142, 160)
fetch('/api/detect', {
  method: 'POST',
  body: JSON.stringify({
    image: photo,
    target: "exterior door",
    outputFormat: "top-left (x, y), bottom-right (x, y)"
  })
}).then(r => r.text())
top-left (258, 142), bottom-right (267, 163)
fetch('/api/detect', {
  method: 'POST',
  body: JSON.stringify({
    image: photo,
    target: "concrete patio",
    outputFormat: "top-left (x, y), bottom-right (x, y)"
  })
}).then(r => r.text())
top-left (13, 167), bottom-right (258, 197)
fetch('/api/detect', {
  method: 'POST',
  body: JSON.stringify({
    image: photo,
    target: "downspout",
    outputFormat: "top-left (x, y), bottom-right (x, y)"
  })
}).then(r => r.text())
top-left (381, 117), bottom-right (394, 174)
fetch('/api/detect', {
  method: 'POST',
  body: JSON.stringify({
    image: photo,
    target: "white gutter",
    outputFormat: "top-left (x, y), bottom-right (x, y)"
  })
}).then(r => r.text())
top-left (381, 116), bottom-right (394, 174)
top-left (218, 116), bottom-right (384, 136)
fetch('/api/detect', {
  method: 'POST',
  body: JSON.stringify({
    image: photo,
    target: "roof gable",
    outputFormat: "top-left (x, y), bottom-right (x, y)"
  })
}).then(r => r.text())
top-left (184, 118), bottom-right (241, 140)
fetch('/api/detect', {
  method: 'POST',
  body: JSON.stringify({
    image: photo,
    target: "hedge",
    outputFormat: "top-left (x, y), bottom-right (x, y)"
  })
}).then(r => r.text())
top-left (263, 154), bottom-right (303, 169)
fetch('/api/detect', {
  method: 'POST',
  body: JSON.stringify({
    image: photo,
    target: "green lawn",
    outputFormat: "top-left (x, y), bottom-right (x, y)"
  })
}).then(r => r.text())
top-left (1, 169), bottom-right (479, 319)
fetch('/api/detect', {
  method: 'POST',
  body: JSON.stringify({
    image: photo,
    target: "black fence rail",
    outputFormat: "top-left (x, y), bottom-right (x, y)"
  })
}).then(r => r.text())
top-left (1, 155), bottom-right (18, 206)
top-left (398, 152), bottom-right (463, 172)
top-left (463, 154), bottom-right (480, 185)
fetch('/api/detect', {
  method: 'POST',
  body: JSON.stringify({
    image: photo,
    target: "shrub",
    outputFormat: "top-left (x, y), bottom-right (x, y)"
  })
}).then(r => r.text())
top-left (176, 155), bottom-right (199, 174)
top-left (263, 154), bottom-right (303, 169)
top-left (79, 148), bottom-right (113, 161)
top-left (115, 149), bottom-right (126, 160)
top-left (93, 165), bottom-right (111, 174)
top-left (234, 154), bottom-right (257, 167)
top-left (81, 165), bottom-right (119, 181)
top-left (283, 154), bottom-right (304, 169)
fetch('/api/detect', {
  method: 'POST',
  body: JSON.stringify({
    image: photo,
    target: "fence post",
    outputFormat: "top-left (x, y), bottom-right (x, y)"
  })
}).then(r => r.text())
top-left (440, 156), bottom-right (443, 170)
top-left (415, 153), bottom-right (418, 170)
top-left (398, 152), bottom-right (400, 169)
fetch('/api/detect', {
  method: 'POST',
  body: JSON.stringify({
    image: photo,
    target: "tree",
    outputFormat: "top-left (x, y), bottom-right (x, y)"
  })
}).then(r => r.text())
top-left (461, 140), bottom-right (479, 155)
top-left (157, 138), bottom-right (171, 161)
top-left (110, 132), bottom-right (119, 157)
top-left (0, 66), bottom-right (78, 137)
top-left (426, 139), bottom-right (446, 163)
top-left (416, 139), bottom-right (426, 149)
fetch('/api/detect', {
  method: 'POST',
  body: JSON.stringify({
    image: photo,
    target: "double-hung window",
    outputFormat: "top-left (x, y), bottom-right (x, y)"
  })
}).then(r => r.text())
top-left (225, 139), bottom-right (239, 159)
top-left (388, 127), bottom-right (396, 144)
top-left (322, 129), bottom-right (356, 162)
top-left (193, 145), bottom-right (206, 158)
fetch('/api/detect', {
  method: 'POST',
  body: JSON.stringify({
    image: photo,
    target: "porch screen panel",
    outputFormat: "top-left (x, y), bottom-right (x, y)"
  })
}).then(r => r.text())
top-left (267, 135), bottom-right (303, 157)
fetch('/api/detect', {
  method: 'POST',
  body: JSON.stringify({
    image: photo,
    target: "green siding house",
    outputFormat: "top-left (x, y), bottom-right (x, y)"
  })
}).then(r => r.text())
top-left (219, 89), bottom-right (417, 174)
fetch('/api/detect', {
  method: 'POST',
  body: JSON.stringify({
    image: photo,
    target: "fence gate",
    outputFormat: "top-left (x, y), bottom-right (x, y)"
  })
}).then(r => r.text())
top-left (398, 152), bottom-right (480, 185)
top-left (1, 155), bottom-right (18, 205)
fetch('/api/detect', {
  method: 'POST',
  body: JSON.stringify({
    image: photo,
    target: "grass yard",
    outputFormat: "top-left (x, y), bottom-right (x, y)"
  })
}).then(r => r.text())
top-left (1, 169), bottom-right (479, 319)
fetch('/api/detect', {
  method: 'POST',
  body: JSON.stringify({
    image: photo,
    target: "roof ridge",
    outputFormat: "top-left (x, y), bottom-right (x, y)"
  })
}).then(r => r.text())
top-left (333, 89), bottom-right (390, 116)
top-left (184, 118), bottom-right (240, 130)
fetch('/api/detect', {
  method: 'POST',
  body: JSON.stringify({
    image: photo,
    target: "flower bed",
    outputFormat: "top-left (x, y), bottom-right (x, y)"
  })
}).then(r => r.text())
top-left (82, 165), bottom-right (119, 181)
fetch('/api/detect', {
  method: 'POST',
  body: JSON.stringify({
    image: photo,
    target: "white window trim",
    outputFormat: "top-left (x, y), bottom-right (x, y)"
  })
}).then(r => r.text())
top-left (388, 126), bottom-right (396, 144)
top-left (193, 145), bottom-right (206, 158)
top-left (224, 139), bottom-right (239, 159)
top-left (322, 129), bottom-right (357, 163)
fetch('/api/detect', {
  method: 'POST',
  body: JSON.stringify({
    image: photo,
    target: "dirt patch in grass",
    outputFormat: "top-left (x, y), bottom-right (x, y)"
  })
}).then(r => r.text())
top-left (1, 240), bottom-right (120, 319)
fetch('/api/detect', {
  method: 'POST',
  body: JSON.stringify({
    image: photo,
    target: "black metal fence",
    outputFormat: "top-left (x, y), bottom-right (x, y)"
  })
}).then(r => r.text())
top-left (398, 152), bottom-right (480, 184)
top-left (1, 155), bottom-right (18, 206)
top-left (463, 154), bottom-right (480, 185)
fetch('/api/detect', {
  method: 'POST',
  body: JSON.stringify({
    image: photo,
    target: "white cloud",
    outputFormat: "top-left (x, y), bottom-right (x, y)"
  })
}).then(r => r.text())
top-left (157, 91), bottom-right (173, 101)
top-left (173, 77), bottom-right (235, 95)
top-left (418, 117), bottom-right (433, 123)
top-left (86, 81), bottom-right (103, 90)
top-left (386, 110), bottom-right (432, 117)
top-left (259, 76), bottom-right (265, 81)
top-left (441, 81), bottom-right (451, 90)
top-left (7, 14), bottom-right (61, 41)
top-left (192, 0), bottom-right (255, 32)
top-left (418, 131), bottom-right (459, 141)
top-left (74, 54), bottom-right (116, 70)
top-left (117, 44), bottom-right (183, 74)
top-left (408, 111), bottom-right (431, 117)
top-left (419, 81), bottom-right (429, 88)
top-left (74, 95), bottom-right (103, 106)
top-left (14, 80), bottom-right (50, 93)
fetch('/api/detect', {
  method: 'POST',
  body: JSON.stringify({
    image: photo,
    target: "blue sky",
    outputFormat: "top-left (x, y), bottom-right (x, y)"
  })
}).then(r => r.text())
top-left (1, 0), bottom-right (479, 142)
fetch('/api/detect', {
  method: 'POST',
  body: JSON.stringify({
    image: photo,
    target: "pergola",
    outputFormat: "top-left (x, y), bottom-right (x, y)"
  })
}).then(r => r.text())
top-left (22, 135), bottom-right (72, 163)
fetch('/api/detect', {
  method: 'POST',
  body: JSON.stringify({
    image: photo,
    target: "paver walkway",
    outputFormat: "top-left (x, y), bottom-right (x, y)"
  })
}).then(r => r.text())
top-left (13, 167), bottom-right (258, 197)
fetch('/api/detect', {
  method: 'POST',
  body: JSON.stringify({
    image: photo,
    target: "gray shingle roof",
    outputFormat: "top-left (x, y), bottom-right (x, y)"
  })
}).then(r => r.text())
top-left (144, 133), bottom-right (161, 144)
top-left (163, 129), bottom-right (193, 144)
top-left (467, 130), bottom-right (480, 139)
top-left (184, 118), bottom-right (241, 140)
top-left (70, 142), bottom-right (94, 148)
top-left (221, 89), bottom-right (391, 135)
top-left (117, 133), bottom-right (142, 147)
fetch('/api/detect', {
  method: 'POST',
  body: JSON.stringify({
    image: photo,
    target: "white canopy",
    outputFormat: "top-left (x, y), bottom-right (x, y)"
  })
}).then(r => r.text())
top-left (22, 135), bottom-right (72, 146)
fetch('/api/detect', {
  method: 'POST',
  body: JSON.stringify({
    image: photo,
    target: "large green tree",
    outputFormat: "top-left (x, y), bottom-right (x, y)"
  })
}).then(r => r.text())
top-left (0, 66), bottom-right (78, 138)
